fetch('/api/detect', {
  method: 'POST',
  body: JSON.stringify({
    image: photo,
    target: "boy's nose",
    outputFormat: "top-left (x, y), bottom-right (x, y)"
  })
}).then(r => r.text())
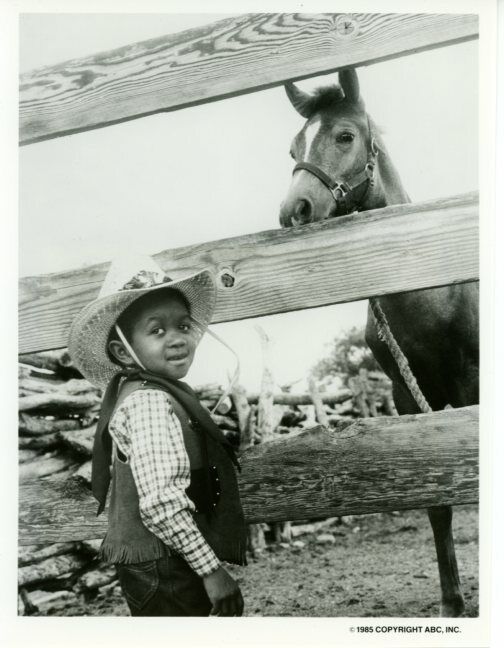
top-left (166, 337), bottom-right (186, 349)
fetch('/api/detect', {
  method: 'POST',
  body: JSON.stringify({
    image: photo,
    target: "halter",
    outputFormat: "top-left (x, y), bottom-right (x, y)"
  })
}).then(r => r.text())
top-left (292, 116), bottom-right (380, 216)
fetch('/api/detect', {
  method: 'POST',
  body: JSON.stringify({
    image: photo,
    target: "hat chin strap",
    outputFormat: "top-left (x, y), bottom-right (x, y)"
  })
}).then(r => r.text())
top-left (115, 325), bottom-right (146, 370)
top-left (190, 317), bottom-right (241, 415)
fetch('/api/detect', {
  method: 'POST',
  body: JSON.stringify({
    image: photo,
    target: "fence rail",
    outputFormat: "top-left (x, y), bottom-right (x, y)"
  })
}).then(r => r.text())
top-left (19, 191), bottom-right (478, 354)
top-left (18, 406), bottom-right (479, 545)
top-left (19, 12), bottom-right (478, 145)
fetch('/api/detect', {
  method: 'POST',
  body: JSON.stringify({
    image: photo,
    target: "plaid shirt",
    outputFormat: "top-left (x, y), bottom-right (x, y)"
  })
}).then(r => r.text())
top-left (109, 389), bottom-right (221, 577)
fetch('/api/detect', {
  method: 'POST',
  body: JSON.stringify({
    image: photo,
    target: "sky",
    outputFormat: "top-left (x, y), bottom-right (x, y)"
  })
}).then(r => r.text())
top-left (18, 13), bottom-right (478, 392)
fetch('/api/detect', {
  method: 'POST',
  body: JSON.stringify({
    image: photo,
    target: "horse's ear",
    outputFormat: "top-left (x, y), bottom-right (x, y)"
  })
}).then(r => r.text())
top-left (339, 68), bottom-right (360, 103)
top-left (284, 82), bottom-right (313, 118)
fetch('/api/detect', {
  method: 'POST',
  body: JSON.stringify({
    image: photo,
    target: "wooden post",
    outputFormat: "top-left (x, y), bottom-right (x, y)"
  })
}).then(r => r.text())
top-left (255, 325), bottom-right (275, 442)
top-left (255, 326), bottom-right (293, 544)
top-left (349, 374), bottom-right (370, 417)
top-left (308, 377), bottom-right (330, 427)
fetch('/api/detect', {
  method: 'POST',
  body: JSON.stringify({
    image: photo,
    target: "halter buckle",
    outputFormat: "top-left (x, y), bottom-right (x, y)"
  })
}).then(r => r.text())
top-left (330, 182), bottom-right (349, 201)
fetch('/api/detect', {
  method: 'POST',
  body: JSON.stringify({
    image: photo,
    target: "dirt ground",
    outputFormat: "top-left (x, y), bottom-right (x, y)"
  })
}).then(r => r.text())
top-left (53, 505), bottom-right (478, 618)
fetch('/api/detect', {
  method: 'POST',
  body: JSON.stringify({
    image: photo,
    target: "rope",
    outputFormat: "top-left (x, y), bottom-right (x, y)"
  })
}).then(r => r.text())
top-left (369, 297), bottom-right (432, 414)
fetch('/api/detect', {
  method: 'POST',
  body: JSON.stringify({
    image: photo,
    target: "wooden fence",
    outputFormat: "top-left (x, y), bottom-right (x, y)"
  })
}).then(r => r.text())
top-left (18, 12), bottom-right (479, 545)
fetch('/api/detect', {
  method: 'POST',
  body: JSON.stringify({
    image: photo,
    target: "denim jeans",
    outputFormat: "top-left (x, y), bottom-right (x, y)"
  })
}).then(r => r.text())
top-left (115, 553), bottom-right (212, 616)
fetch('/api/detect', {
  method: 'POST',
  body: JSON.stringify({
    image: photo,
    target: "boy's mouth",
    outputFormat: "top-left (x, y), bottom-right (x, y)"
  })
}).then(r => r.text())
top-left (166, 353), bottom-right (189, 365)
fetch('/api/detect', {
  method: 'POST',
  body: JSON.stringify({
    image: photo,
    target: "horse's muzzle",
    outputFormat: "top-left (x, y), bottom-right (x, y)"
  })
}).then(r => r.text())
top-left (279, 197), bottom-right (315, 228)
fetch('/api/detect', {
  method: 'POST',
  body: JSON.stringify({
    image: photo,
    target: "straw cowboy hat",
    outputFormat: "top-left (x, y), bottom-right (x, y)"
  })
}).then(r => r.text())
top-left (68, 255), bottom-right (217, 389)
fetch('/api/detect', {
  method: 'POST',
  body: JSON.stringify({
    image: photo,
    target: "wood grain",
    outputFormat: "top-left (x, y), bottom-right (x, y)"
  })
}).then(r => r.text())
top-left (18, 406), bottom-right (478, 545)
top-left (19, 192), bottom-right (478, 355)
top-left (19, 13), bottom-right (478, 145)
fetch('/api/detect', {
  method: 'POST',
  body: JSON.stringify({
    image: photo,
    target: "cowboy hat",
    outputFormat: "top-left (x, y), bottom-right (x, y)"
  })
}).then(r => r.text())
top-left (68, 254), bottom-right (216, 389)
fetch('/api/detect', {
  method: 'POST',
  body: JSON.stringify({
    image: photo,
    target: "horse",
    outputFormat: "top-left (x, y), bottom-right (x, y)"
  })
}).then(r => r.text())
top-left (278, 68), bottom-right (478, 617)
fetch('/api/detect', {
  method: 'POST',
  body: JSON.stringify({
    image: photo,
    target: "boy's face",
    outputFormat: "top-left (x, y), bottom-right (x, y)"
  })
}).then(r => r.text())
top-left (120, 291), bottom-right (197, 380)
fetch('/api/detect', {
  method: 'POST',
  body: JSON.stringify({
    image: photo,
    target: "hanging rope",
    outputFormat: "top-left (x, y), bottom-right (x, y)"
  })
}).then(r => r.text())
top-left (369, 297), bottom-right (432, 414)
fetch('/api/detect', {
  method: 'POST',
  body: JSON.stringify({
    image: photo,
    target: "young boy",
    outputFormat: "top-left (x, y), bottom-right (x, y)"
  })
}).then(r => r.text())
top-left (68, 256), bottom-right (247, 616)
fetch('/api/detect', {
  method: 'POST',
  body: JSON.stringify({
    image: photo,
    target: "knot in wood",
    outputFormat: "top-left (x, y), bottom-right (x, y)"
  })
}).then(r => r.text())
top-left (335, 15), bottom-right (359, 37)
top-left (218, 268), bottom-right (236, 288)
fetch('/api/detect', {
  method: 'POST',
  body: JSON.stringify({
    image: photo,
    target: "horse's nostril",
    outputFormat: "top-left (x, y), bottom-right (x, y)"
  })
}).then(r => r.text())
top-left (279, 198), bottom-right (314, 228)
top-left (293, 198), bottom-right (313, 224)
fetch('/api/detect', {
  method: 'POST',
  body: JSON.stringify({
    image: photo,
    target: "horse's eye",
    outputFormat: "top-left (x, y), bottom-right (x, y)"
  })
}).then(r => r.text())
top-left (336, 132), bottom-right (355, 144)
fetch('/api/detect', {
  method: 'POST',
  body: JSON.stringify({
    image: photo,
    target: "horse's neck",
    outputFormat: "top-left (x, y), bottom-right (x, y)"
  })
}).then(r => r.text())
top-left (363, 124), bottom-right (410, 209)
top-left (363, 127), bottom-right (414, 316)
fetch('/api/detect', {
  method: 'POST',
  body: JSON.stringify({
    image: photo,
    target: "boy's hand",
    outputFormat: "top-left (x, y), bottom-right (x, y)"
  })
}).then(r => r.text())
top-left (203, 565), bottom-right (244, 616)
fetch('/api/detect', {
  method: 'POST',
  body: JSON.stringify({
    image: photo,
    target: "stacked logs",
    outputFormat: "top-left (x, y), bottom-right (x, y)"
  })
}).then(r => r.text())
top-left (18, 350), bottom-right (393, 615)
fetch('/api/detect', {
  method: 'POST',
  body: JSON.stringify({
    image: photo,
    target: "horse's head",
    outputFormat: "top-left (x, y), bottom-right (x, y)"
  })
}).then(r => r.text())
top-left (279, 69), bottom-right (381, 228)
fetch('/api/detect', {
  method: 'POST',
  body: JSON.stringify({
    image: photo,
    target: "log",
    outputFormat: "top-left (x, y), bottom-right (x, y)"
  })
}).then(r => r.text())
top-left (79, 539), bottom-right (102, 555)
top-left (58, 426), bottom-right (95, 457)
top-left (214, 397), bottom-right (233, 415)
top-left (240, 406), bottom-right (479, 523)
top-left (194, 383), bottom-right (222, 396)
top-left (19, 588), bottom-right (37, 615)
top-left (18, 377), bottom-right (97, 396)
top-left (77, 567), bottom-right (116, 592)
top-left (19, 351), bottom-right (82, 379)
top-left (249, 391), bottom-right (354, 406)
top-left (19, 455), bottom-right (77, 481)
top-left (24, 589), bottom-right (79, 615)
top-left (70, 461), bottom-right (92, 487)
top-left (19, 449), bottom-right (40, 463)
top-left (19, 414), bottom-right (81, 436)
top-left (18, 352), bottom-right (61, 373)
top-left (18, 553), bottom-right (88, 587)
top-left (18, 407), bottom-right (479, 544)
top-left (18, 433), bottom-right (60, 451)
top-left (210, 414), bottom-right (238, 431)
top-left (19, 193), bottom-right (478, 355)
top-left (291, 517), bottom-right (340, 537)
top-left (19, 380), bottom-right (50, 396)
top-left (18, 542), bottom-right (77, 567)
top-left (19, 13), bottom-right (477, 145)
top-left (19, 393), bottom-right (101, 413)
top-left (19, 377), bottom-right (66, 394)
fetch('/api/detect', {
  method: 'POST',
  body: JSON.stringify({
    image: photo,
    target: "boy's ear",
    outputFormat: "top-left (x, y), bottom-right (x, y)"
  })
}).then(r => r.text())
top-left (108, 340), bottom-right (136, 367)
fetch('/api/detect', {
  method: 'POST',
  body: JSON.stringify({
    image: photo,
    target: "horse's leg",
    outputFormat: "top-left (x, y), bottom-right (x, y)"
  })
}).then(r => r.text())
top-left (427, 506), bottom-right (464, 616)
top-left (392, 384), bottom-right (465, 617)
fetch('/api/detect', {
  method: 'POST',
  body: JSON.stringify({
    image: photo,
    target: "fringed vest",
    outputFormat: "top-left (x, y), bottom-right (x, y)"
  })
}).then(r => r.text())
top-left (98, 379), bottom-right (247, 566)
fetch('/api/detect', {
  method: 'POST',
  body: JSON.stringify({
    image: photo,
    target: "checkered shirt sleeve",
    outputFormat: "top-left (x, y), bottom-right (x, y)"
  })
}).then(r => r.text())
top-left (109, 389), bottom-right (221, 577)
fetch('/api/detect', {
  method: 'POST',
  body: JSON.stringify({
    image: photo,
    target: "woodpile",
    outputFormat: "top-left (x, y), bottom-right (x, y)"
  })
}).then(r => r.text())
top-left (18, 349), bottom-right (393, 615)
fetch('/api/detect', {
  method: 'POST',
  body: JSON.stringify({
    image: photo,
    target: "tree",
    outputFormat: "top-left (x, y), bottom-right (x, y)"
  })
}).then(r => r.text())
top-left (311, 326), bottom-right (381, 382)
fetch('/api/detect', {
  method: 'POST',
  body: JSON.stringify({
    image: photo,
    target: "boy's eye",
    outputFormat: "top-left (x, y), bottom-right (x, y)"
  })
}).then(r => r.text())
top-left (151, 327), bottom-right (165, 335)
top-left (179, 323), bottom-right (191, 332)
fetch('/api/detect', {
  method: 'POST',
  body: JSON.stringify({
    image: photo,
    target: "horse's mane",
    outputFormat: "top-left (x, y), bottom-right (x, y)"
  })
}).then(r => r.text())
top-left (308, 85), bottom-right (345, 112)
